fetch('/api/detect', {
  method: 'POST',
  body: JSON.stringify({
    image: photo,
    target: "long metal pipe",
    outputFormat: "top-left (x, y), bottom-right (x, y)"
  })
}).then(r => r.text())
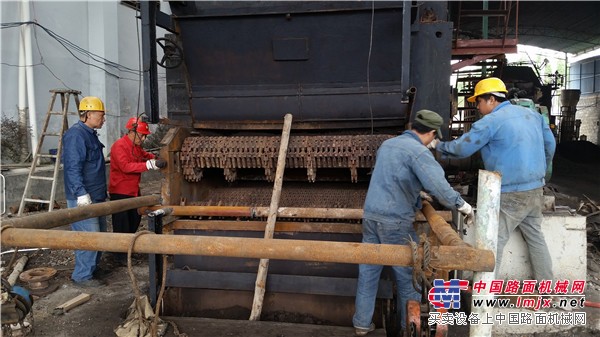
top-left (2, 195), bottom-right (160, 229)
top-left (0, 228), bottom-right (496, 272)
top-left (421, 200), bottom-right (470, 247)
top-left (139, 205), bottom-right (452, 222)
top-left (470, 170), bottom-right (501, 337)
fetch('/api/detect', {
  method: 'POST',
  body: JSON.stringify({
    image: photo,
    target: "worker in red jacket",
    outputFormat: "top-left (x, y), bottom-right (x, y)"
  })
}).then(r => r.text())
top-left (108, 117), bottom-right (166, 265)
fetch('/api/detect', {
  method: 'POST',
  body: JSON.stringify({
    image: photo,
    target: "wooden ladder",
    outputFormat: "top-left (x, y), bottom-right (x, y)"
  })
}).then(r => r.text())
top-left (18, 89), bottom-right (81, 216)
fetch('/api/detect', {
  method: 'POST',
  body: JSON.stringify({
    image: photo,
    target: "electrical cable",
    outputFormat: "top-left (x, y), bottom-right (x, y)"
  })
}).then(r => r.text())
top-left (366, 1), bottom-right (375, 135)
top-left (1, 21), bottom-right (141, 81)
top-left (29, 4), bottom-right (74, 90)
top-left (135, 6), bottom-right (143, 124)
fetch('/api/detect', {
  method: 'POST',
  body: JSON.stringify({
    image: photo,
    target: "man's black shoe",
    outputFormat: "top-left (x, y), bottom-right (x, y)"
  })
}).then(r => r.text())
top-left (93, 267), bottom-right (112, 278)
top-left (73, 278), bottom-right (105, 288)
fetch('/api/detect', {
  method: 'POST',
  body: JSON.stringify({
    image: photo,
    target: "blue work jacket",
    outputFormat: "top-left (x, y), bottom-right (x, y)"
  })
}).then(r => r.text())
top-left (436, 101), bottom-right (556, 193)
top-left (363, 130), bottom-right (465, 225)
top-left (62, 121), bottom-right (107, 201)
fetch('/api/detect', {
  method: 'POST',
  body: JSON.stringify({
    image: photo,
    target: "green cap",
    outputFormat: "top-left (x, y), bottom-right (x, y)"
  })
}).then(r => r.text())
top-left (415, 109), bottom-right (443, 139)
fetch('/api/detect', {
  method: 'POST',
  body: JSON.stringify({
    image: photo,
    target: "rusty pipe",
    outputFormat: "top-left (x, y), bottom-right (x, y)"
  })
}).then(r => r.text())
top-left (3, 195), bottom-right (161, 229)
top-left (421, 200), bottom-right (470, 247)
top-left (139, 205), bottom-right (452, 222)
top-left (0, 228), bottom-right (495, 272)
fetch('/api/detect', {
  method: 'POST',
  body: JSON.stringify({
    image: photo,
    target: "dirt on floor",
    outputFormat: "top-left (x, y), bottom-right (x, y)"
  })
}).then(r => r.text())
top-left (1, 157), bottom-right (600, 337)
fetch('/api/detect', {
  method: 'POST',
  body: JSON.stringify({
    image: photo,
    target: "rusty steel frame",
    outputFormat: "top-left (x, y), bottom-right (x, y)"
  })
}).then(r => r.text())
top-left (1, 228), bottom-right (495, 272)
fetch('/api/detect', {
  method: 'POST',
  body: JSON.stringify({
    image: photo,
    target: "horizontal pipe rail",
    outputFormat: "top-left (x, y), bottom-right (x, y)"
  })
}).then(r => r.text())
top-left (3, 195), bottom-right (161, 229)
top-left (170, 220), bottom-right (363, 234)
top-left (139, 205), bottom-right (452, 222)
top-left (0, 228), bottom-right (495, 272)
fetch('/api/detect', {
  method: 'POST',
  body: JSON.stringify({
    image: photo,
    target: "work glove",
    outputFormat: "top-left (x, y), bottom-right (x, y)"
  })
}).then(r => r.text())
top-left (457, 201), bottom-right (475, 227)
top-left (77, 193), bottom-right (92, 207)
top-left (427, 138), bottom-right (440, 149)
top-left (146, 159), bottom-right (159, 170)
top-left (419, 191), bottom-right (433, 203)
top-left (147, 159), bottom-right (167, 170)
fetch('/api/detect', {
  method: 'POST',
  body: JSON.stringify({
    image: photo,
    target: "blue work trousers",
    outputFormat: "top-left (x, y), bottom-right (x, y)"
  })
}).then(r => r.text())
top-left (67, 199), bottom-right (107, 282)
top-left (496, 187), bottom-right (553, 281)
top-left (353, 218), bottom-right (421, 330)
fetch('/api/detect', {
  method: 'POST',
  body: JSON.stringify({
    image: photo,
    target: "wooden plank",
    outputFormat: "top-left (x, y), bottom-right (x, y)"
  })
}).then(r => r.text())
top-left (53, 293), bottom-right (91, 314)
top-left (250, 113), bottom-right (293, 320)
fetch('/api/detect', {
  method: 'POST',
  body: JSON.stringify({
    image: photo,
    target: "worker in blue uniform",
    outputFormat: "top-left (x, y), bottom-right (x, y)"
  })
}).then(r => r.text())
top-left (353, 109), bottom-right (474, 336)
top-left (62, 96), bottom-right (108, 287)
top-left (433, 77), bottom-right (556, 283)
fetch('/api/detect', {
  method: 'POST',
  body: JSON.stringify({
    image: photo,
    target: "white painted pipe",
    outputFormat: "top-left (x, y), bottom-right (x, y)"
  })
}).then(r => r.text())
top-left (0, 248), bottom-right (49, 256)
top-left (21, 0), bottom-right (39, 158)
top-left (7, 256), bottom-right (29, 286)
top-left (18, 15), bottom-right (29, 162)
top-left (470, 170), bottom-right (501, 337)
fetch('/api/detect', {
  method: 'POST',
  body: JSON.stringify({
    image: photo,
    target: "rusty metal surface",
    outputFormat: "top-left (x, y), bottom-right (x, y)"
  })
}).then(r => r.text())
top-left (421, 201), bottom-right (469, 247)
top-left (19, 267), bottom-right (56, 290)
top-left (163, 290), bottom-right (368, 328)
top-left (180, 134), bottom-right (392, 183)
top-left (141, 205), bottom-right (453, 222)
top-left (169, 220), bottom-right (363, 234)
top-left (0, 228), bottom-right (495, 272)
top-left (407, 300), bottom-right (421, 337)
top-left (2, 195), bottom-right (160, 229)
top-left (184, 181), bottom-right (369, 208)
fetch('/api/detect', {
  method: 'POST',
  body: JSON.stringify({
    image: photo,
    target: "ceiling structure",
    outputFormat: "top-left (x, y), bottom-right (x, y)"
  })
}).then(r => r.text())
top-left (450, 1), bottom-right (600, 56)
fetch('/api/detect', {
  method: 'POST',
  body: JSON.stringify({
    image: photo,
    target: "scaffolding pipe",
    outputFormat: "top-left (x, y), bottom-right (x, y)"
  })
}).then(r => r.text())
top-left (138, 205), bottom-right (452, 222)
top-left (0, 228), bottom-right (495, 272)
top-left (2, 195), bottom-right (160, 229)
top-left (421, 200), bottom-right (470, 247)
top-left (470, 170), bottom-right (501, 337)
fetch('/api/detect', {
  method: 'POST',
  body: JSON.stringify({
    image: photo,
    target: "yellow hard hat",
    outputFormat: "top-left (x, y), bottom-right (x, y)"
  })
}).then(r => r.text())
top-left (467, 77), bottom-right (508, 103)
top-left (79, 96), bottom-right (105, 113)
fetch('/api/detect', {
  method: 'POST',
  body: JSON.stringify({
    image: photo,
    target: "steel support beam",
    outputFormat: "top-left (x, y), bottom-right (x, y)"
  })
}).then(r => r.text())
top-left (141, 1), bottom-right (159, 123)
top-left (1, 229), bottom-right (495, 272)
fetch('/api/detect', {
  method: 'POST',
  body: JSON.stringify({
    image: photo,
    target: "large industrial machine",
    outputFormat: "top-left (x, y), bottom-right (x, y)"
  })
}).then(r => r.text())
top-left (140, 1), bottom-right (455, 336)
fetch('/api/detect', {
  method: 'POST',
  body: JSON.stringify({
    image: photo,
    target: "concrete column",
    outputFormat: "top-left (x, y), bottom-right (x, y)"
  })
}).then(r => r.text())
top-left (87, 1), bottom-right (120, 156)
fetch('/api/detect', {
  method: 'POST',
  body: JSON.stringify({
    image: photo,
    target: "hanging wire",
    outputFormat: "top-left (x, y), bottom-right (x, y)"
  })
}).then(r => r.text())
top-left (366, 1), bottom-right (375, 135)
top-left (30, 2), bottom-right (74, 90)
top-left (2, 21), bottom-right (141, 81)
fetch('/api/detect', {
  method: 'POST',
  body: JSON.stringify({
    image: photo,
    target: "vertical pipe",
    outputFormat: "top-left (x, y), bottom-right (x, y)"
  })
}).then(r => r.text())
top-left (21, 0), bottom-right (38, 158)
top-left (400, 1), bottom-right (411, 100)
top-left (481, 1), bottom-right (489, 76)
top-left (141, 1), bottom-right (159, 124)
top-left (18, 19), bottom-right (29, 162)
top-left (469, 170), bottom-right (501, 337)
top-left (564, 52), bottom-right (568, 88)
top-left (147, 212), bottom-right (164, 307)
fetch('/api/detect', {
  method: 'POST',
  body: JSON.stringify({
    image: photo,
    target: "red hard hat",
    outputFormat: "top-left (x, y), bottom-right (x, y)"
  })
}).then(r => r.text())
top-left (125, 117), bottom-right (151, 135)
